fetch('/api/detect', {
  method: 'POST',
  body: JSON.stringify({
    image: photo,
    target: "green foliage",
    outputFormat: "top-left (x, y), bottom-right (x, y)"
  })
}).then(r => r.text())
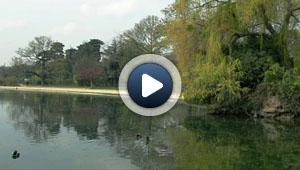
top-left (76, 39), bottom-right (104, 61)
top-left (232, 46), bottom-right (274, 88)
top-left (16, 36), bottom-right (54, 85)
top-left (48, 59), bottom-right (70, 85)
top-left (165, 0), bottom-right (300, 115)
top-left (185, 56), bottom-right (244, 107)
top-left (16, 36), bottom-right (53, 61)
top-left (263, 64), bottom-right (285, 93)
top-left (124, 15), bottom-right (166, 54)
top-left (1, 76), bottom-right (18, 86)
top-left (0, 58), bottom-right (28, 86)
top-left (102, 15), bottom-right (167, 85)
top-left (263, 63), bottom-right (300, 114)
top-left (280, 70), bottom-right (300, 114)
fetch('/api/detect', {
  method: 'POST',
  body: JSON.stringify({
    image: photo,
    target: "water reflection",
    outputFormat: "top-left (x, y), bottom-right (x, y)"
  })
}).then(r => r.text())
top-left (0, 92), bottom-right (190, 169)
top-left (0, 91), bottom-right (300, 169)
top-left (170, 116), bottom-right (300, 169)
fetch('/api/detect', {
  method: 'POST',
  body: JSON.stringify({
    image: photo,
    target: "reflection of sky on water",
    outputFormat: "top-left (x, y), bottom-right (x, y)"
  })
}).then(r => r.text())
top-left (0, 92), bottom-right (180, 169)
top-left (1, 91), bottom-right (300, 169)
top-left (0, 105), bottom-right (138, 169)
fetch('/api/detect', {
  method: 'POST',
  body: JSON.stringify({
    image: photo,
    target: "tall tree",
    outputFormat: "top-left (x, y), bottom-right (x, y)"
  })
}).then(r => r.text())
top-left (103, 16), bottom-right (169, 85)
top-left (124, 15), bottom-right (167, 54)
top-left (65, 48), bottom-right (78, 80)
top-left (47, 42), bottom-right (67, 84)
top-left (16, 36), bottom-right (54, 85)
top-left (102, 39), bottom-right (121, 85)
top-left (76, 39), bottom-right (104, 60)
top-left (74, 39), bottom-right (104, 87)
top-left (49, 42), bottom-right (65, 59)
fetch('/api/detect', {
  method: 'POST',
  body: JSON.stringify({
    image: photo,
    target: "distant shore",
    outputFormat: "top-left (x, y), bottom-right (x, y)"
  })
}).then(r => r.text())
top-left (0, 86), bottom-right (119, 97)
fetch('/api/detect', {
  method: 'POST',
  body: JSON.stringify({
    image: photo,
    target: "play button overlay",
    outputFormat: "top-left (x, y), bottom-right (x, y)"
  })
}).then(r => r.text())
top-left (142, 74), bottom-right (163, 98)
top-left (119, 54), bottom-right (182, 117)
top-left (127, 63), bottom-right (173, 108)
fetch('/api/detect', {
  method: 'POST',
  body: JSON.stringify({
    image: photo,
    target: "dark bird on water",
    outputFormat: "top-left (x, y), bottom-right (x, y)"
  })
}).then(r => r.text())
top-left (136, 134), bottom-right (142, 140)
top-left (146, 136), bottom-right (150, 145)
top-left (12, 150), bottom-right (20, 159)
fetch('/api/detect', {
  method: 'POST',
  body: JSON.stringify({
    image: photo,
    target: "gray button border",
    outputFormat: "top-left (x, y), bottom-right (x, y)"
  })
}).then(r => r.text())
top-left (118, 54), bottom-right (182, 117)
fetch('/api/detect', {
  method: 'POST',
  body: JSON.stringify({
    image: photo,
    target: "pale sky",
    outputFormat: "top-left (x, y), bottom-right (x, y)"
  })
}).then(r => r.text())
top-left (0, 0), bottom-right (173, 65)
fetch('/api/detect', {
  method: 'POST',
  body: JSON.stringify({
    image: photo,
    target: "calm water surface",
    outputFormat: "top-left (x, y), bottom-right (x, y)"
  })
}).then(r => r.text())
top-left (0, 91), bottom-right (300, 169)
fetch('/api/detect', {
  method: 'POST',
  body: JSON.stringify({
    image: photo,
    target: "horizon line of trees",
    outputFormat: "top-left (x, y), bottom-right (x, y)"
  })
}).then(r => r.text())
top-left (0, 15), bottom-right (168, 88)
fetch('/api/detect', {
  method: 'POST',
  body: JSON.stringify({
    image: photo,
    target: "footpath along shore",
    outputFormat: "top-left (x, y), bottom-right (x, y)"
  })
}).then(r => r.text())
top-left (0, 86), bottom-right (119, 96)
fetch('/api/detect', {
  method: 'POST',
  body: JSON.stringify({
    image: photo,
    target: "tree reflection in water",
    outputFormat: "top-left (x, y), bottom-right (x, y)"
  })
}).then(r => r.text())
top-left (1, 92), bottom-right (300, 169)
top-left (2, 92), bottom-right (190, 169)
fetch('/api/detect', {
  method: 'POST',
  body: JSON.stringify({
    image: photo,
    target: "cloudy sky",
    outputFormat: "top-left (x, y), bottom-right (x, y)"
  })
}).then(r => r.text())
top-left (0, 0), bottom-right (173, 65)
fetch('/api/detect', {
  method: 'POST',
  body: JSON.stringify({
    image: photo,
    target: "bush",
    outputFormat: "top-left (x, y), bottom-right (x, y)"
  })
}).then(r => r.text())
top-left (263, 64), bottom-right (300, 114)
top-left (279, 71), bottom-right (300, 114)
top-left (3, 76), bottom-right (19, 86)
top-left (184, 56), bottom-right (246, 113)
top-left (263, 64), bottom-right (285, 95)
top-left (233, 50), bottom-right (273, 89)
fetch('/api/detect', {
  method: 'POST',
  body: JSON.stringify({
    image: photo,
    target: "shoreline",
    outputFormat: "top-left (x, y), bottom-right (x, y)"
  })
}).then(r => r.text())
top-left (0, 86), bottom-right (119, 97)
top-left (1, 86), bottom-right (296, 119)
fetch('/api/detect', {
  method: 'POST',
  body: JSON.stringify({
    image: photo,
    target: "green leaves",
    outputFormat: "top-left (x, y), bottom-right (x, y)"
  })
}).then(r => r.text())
top-left (185, 56), bottom-right (243, 106)
top-left (165, 0), bottom-right (300, 115)
top-left (263, 63), bottom-right (300, 114)
top-left (124, 15), bottom-right (166, 54)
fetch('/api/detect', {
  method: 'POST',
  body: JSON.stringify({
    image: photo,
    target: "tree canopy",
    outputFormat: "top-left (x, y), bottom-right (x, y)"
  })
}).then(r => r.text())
top-left (164, 0), bottom-right (300, 113)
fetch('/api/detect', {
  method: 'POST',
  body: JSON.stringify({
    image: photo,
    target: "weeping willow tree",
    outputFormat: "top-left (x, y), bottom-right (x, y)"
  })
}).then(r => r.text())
top-left (165, 0), bottom-right (300, 112)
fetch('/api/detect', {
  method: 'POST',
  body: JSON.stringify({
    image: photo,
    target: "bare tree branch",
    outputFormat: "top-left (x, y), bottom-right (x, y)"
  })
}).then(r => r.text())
top-left (292, 7), bottom-right (300, 12)
top-left (260, 5), bottom-right (276, 35)
top-left (25, 70), bottom-right (41, 78)
top-left (291, 14), bottom-right (300, 23)
top-left (193, 0), bottom-right (230, 9)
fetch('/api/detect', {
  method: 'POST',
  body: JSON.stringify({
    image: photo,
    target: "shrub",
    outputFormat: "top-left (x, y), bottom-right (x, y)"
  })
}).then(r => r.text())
top-left (3, 76), bottom-right (19, 86)
top-left (184, 55), bottom-right (245, 113)
top-left (263, 64), bottom-right (300, 114)
top-left (279, 71), bottom-right (300, 114)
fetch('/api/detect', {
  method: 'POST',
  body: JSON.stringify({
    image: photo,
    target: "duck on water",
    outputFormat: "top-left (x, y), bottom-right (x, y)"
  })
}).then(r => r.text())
top-left (12, 150), bottom-right (20, 159)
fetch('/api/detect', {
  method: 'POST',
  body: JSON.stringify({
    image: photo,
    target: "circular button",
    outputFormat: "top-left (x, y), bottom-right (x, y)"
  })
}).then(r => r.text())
top-left (119, 54), bottom-right (182, 117)
top-left (127, 63), bottom-right (173, 108)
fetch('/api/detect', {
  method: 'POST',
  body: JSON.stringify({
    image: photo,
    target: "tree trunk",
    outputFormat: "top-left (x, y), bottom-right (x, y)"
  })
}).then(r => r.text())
top-left (41, 59), bottom-right (46, 86)
top-left (90, 80), bottom-right (93, 88)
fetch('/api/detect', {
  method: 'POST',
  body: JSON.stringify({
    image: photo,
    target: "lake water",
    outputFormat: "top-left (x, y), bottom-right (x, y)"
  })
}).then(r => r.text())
top-left (0, 91), bottom-right (300, 169)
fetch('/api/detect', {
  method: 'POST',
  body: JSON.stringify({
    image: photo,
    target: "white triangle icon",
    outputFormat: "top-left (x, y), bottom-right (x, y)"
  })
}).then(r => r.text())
top-left (142, 74), bottom-right (164, 98)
